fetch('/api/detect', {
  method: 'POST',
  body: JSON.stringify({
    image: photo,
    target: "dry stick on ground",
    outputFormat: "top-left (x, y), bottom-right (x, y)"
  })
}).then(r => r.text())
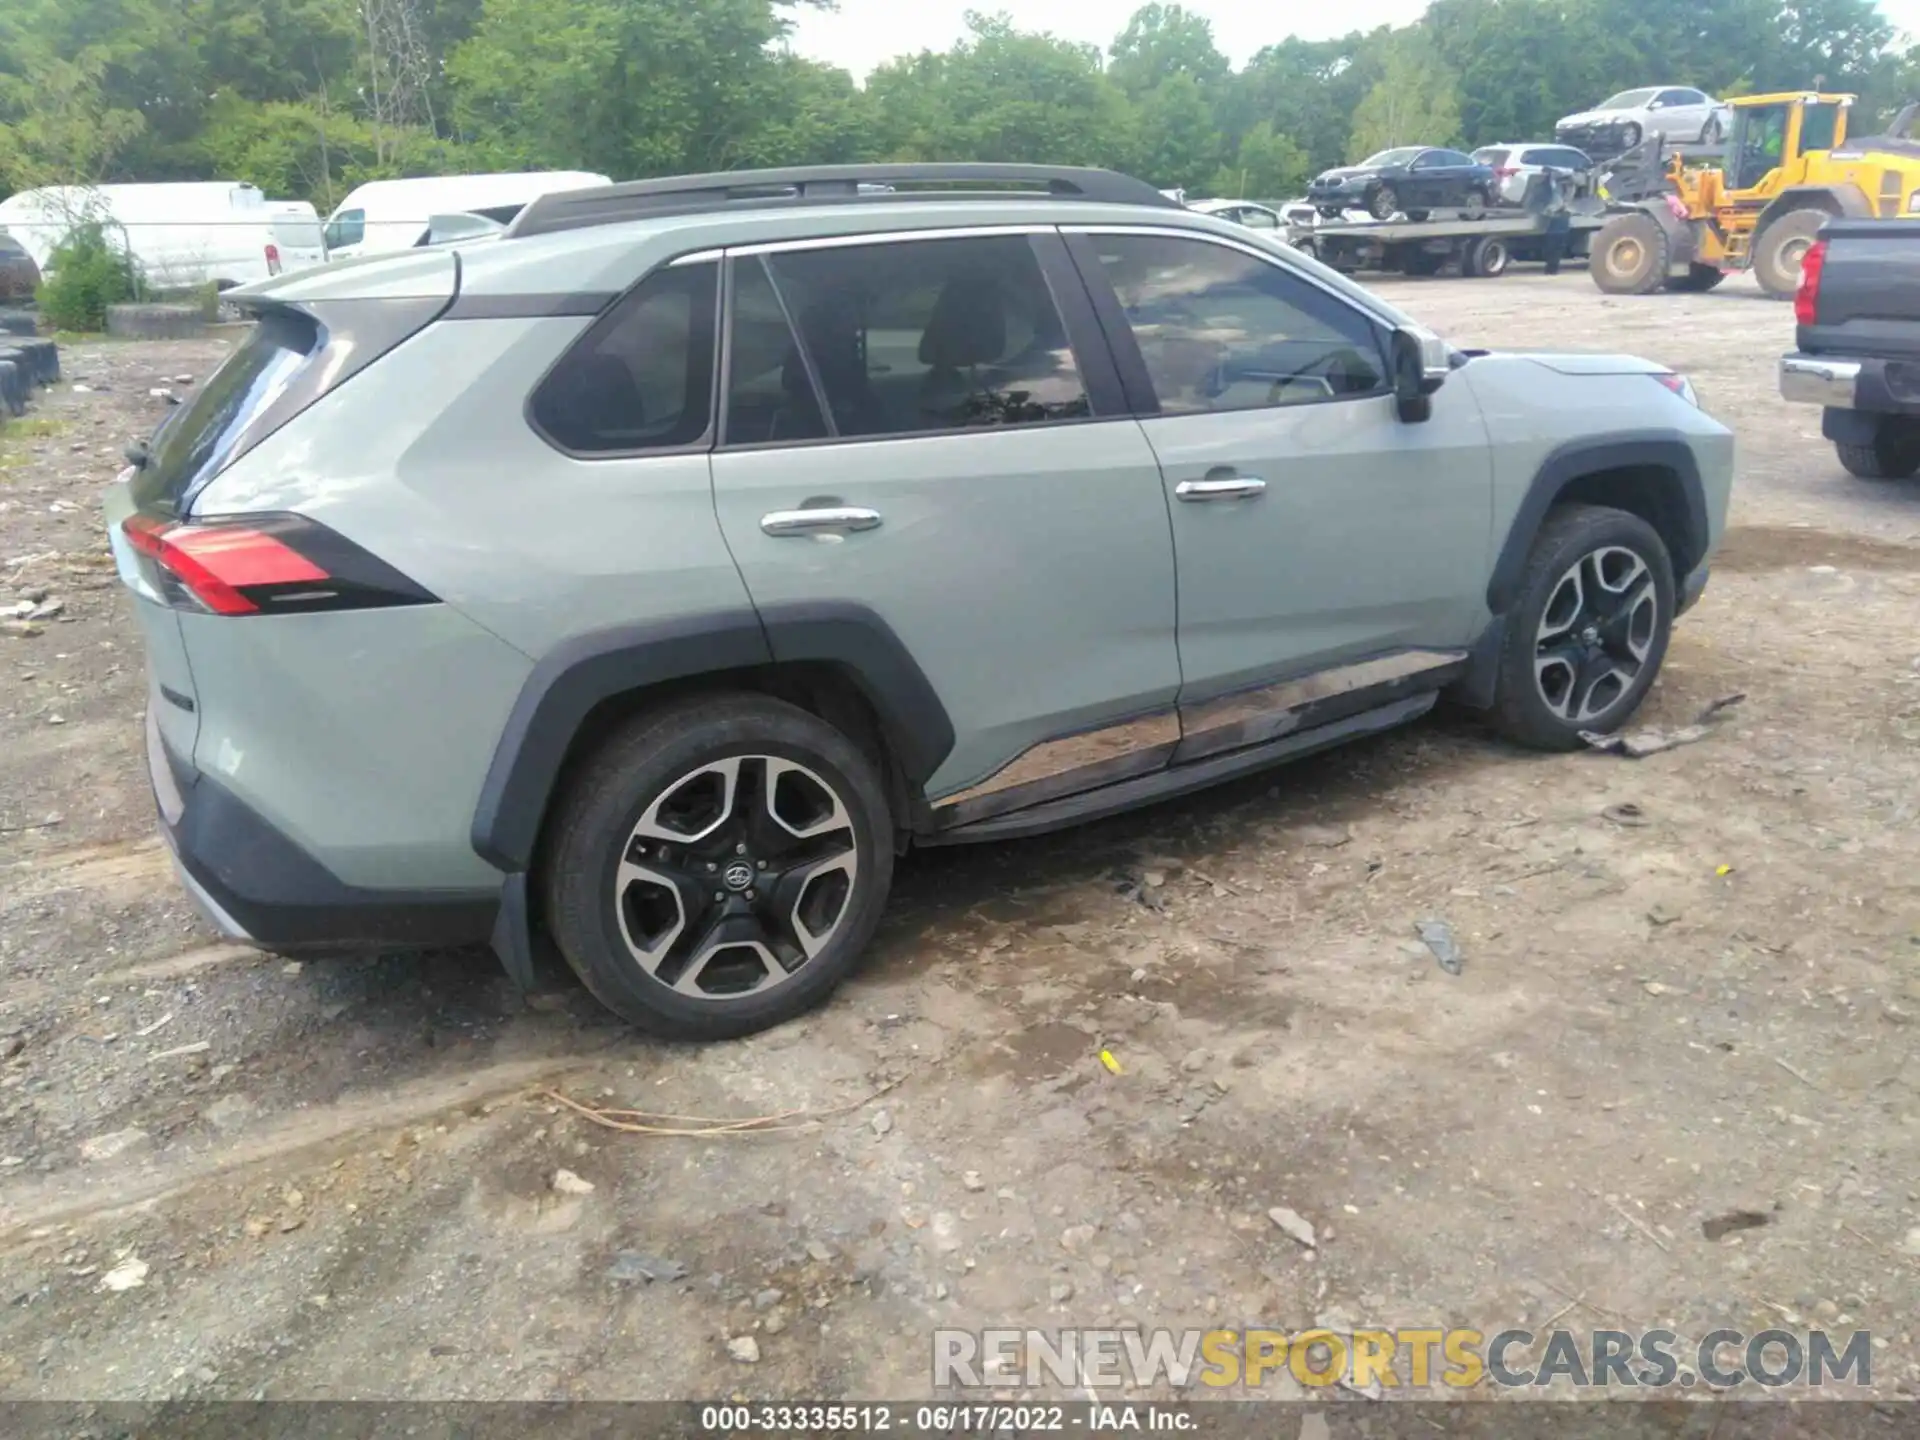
top-left (542, 1075), bottom-right (908, 1138)
top-left (1606, 1197), bottom-right (1673, 1253)
top-left (1773, 1055), bottom-right (1825, 1092)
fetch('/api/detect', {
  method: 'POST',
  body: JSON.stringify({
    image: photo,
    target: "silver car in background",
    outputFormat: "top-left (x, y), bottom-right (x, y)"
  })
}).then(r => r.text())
top-left (1556, 86), bottom-right (1730, 154)
top-left (1471, 143), bottom-right (1599, 206)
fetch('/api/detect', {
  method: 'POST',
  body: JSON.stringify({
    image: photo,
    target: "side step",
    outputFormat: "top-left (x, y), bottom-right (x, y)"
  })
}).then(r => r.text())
top-left (922, 692), bottom-right (1437, 846)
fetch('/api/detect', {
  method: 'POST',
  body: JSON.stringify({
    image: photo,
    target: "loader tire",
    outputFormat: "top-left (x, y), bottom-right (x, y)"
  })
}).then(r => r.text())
top-left (1592, 211), bottom-right (1669, 295)
top-left (1753, 208), bottom-right (1829, 299)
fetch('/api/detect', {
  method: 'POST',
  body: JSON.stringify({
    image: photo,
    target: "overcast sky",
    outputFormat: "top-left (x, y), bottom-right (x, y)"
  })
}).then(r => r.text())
top-left (788, 0), bottom-right (1920, 78)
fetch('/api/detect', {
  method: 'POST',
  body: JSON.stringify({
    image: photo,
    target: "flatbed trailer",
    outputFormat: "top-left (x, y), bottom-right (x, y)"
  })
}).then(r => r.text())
top-left (1288, 206), bottom-right (1609, 278)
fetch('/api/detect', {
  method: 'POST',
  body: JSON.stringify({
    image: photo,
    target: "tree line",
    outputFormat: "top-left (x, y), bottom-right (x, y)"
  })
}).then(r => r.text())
top-left (1, 0), bottom-right (1914, 211)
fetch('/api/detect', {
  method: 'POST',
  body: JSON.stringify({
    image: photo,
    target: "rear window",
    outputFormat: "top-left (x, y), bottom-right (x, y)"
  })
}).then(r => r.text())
top-left (271, 216), bottom-right (325, 250)
top-left (1474, 148), bottom-right (1511, 167)
top-left (131, 310), bottom-right (320, 516)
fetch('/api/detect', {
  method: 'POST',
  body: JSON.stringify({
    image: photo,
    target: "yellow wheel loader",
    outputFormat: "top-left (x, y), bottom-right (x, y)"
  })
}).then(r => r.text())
top-left (1590, 92), bottom-right (1920, 298)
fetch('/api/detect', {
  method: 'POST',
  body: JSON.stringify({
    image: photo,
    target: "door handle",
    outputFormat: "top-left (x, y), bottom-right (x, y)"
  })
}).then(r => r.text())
top-left (1175, 476), bottom-right (1267, 502)
top-left (760, 506), bottom-right (884, 537)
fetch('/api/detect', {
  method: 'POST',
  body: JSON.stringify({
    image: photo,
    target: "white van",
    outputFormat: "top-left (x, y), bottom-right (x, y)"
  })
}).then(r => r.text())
top-left (321, 172), bottom-right (613, 260)
top-left (0, 182), bottom-right (329, 293)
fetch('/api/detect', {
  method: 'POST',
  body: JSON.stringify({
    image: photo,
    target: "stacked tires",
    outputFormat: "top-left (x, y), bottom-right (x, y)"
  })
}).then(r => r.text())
top-left (0, 328), bottom-right (61, 425)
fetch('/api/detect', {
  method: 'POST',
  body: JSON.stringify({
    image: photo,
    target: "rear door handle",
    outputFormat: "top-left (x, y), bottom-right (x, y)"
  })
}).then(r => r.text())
top-left (760, 507), bottom-right (884, 536)
top-left (1175, 476), bottom-right (1267, 502)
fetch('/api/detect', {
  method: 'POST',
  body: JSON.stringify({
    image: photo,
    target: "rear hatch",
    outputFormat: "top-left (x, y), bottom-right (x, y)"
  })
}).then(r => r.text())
top-left (107, 249), bottom-right (459, 783)
top-left (269, 213), bottom-right (328, 274)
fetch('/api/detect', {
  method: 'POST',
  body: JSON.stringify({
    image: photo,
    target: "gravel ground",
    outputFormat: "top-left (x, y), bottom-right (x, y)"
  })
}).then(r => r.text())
top-left (0, 270), bottom-right (1916, 1406)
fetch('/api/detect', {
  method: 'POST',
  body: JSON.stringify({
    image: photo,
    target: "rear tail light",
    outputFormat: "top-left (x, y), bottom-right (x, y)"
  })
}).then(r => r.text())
top-left (1495, 167), bottom-right (1520, 178)
top-left (121, 513), bottom-right (435, 616)
top-left (265, 243), bottom-right (283, 276)
top-left (1795, 238), bottom-right (1828, 327)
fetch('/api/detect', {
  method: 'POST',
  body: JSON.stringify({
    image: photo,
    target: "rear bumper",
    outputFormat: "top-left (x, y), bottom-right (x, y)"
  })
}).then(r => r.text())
top-left (147, 712), bottom-right (498, 951)
top-left (1780, 353), bottom-right (1865, 408)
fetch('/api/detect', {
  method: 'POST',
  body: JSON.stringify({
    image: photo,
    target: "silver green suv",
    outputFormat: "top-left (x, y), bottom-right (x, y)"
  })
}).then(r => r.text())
top-left (106, 164), bottom-right (1734, 1039)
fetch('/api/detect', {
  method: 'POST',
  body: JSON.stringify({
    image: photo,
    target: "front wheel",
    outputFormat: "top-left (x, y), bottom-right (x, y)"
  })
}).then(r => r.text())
top-left (1369, 184), bottom-right (1400, 221)
top-left (1620, 122), bottom-right (1644, 148)
top-left (541, 694), bottom-right (895, 1039)
top-left (1753, 208), bottom-right (1830, 298)
top-left (1591, 210), bottom-right (1670, 294)
top-left (1490, 504), bottom-right (1675, 751)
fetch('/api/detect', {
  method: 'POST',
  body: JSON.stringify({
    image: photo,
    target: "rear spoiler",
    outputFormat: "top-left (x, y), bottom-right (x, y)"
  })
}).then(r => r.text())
top-left (419, 211), bottom-right (508, 248)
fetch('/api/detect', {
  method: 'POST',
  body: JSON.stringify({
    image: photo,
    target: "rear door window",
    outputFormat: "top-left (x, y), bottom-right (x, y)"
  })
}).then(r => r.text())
top-left (1474, 149), bottom-right (1512, 168)
top-left (271, 216), bottom-right (325, 252)
top-left (530, 261), bottom-right (719, 455)
top-left (747, 233), bottom-right (1093, 440)
top-left (131, 309), bottom-right (321, 515)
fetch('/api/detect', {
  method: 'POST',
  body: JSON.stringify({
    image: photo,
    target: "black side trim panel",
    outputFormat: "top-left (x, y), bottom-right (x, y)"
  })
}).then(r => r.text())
top-left (758, 602), bottom-right (956, 787)
top-left (470, 611), bottom-right (772, 873)
top-left (925, 693), bottom-right (1434, 846)
top-left (167, 762), bottom-right (497, 949)
top-left (1029, 232), bottom-right (1128, 418)
top-left (1062, 232), bottom-right (1162, 414)
top-left (444, 292), bottom-right (617, 320)
top-left (468, 602), bottom-right (955, 876)
top-left (1486, 432), bottom-right (1708, 615)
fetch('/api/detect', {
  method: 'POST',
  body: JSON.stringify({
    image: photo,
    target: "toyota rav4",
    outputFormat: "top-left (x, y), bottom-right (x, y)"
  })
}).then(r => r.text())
top-left (107, 164), bottom-right (1734, 1039)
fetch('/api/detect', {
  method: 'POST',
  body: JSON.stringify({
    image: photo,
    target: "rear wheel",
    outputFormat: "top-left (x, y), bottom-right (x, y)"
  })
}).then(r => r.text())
top-left (1462, 235), bottom-right (1511, 278)
top-left (1701, 114), bottom-right (1723, 145)
top-left (542, 694), bottom-right (894, 1039)
top-left (1491, 505), bottom-right (1675, 751)
top-left (1753, 208), bottom-right (1830, 298)
top-left (1462, 185), bottom-right (1491, 220)
top-left (1369, 184), bottom-right (1400, 221)
top-left (1836, 416), bottom-right (1920, 480)
top-left (1666, 263), bottom-right (1726, 292)
top-left (1591, 210), bottom-right (1670, 294)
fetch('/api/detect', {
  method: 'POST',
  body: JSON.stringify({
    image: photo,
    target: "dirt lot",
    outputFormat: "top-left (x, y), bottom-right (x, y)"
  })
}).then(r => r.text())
top-left (0, 270), bottom-right (1916, 1408)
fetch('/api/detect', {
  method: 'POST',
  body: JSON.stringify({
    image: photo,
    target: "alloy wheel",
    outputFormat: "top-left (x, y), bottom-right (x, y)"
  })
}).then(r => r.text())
top-left (1533, 545), bottom-right (1659, 724)
top-left (612, 755), bottom-right (859, 999)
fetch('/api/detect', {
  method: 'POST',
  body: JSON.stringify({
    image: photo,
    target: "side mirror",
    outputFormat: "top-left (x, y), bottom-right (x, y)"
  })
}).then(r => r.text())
top-left (1390, 324), bottom-right (1449, 423)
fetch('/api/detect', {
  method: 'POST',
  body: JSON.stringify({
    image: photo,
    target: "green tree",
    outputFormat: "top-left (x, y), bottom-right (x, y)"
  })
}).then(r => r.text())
top-left (1206, 121), bottom-right (1310, 200)
top-left (1348, 28), bottom-right (1462, 158)
top-left (866, 12), bottom-right (1133, 167)
top-left (1108, 3), bottom-right (1229, 97)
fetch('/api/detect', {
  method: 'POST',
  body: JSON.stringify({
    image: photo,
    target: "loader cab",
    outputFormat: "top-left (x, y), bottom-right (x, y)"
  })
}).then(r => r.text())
top-left (1725, 94), bottom-right (1850, 193)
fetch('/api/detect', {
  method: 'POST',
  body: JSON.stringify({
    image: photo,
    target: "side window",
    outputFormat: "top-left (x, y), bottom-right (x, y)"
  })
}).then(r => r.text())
top-left (1240, 208), bottom-right (1280, 230)
top-left (1411, 151), bottom-right (1441, 170)
top-left (1088, 233), bottom-right (1388, 413)
top-left (530, 261), bottom-right (718, 454)
top-left (753, 234), bottom-right (1091, 441)
top-left (1435, 150), bottom-right (1475, 166)
top-left (1680, 89), bottom-right (1712, 106)
top-left (324, 209), bottom-right (364, 249)
top-left (1800, 103), bottom-right (1841, 152)
top-left (1656, 89), bottom-right (1692, 108)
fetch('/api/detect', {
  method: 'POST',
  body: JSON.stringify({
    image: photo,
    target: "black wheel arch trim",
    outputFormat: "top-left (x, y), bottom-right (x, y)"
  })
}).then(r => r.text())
top-left (1484, 431), bottom-right (1708, 617)
top-left (469, 602), bottom-right (954, 875)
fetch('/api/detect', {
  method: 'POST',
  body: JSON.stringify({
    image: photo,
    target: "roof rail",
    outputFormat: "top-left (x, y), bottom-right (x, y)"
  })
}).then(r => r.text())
top-left (503, 163), bottom-right (1181, 239)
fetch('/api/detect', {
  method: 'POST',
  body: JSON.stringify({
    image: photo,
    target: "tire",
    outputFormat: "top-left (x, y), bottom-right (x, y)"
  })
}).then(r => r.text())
top-left (0, 309), bottom-right (34, 337)
top-left (1369, 185), bottom-right (1400, 221)
top-left (1591, 210), bottom-right (1670, 294)
top-left (1701, 115), bottom-right (1723, 145)
top-left (1316, 207), bottom-right (1343, 220)
top-left (0, 360), bottom-right (24, 418)
top-left (1406, 209), bottom-right (1431, 223)
top-left (1462, 235), bottom-right (1511, 278)
top-left (1835, 417), bottom-right (1920, 479)
top-left (18, 338), bottom-right (57, 385)
top-left (1490, 504), bottom-right (1676, 751)
top-left (1620, 122), bottom-right (1643, 148)
top-left (1462, 186), bottom-right (1490, 220)
top-left (1753, 208), bottom-right (1830, 299)
top-left (541, 693), bottom-right (895, 1040)
top-left (1666, 263), bottom-right (1725, 292)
